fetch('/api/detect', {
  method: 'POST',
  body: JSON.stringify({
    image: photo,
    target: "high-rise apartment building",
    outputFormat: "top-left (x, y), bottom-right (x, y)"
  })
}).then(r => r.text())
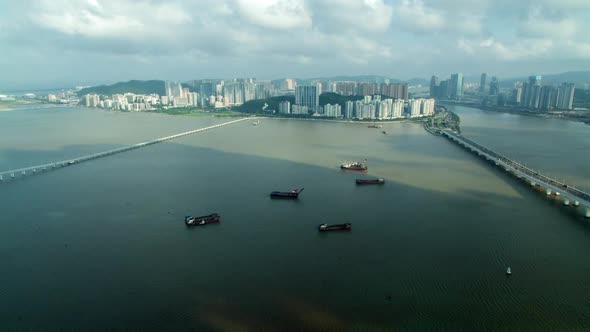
top-left (489, 77), bottom-right (499, 95)
top-left (278, 101), bottom-right (290, 114)
top-left (295, 85), bottom-right (319, 112)
top-left (556, 83), bottom-right (575, 110)
top-left (344, 100), bottom-right (354, 119)
top-left (521, 76), bottom-right (542, 108)
top-left (430, 76), bottom-right (439, 98)
top-left (165, 81), bottom-right (183, 98)
top-left (450, 73), bottom-right (463, 100)
top-left (480, 73), bottom-right (487, 93)
top-left (539, 85), bottom-right (558, 110)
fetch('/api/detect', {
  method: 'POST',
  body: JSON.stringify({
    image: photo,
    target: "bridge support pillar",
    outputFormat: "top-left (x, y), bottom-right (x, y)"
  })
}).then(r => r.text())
top-left (530, 181), bottom-right (536, 187)
top-left (22, 171), bottom-right (25, 176)
top-left (554, 192), bottom-right (560, 196)
top-left (585, 207), bottom-right (590, 219)
top-left (11, 173), bottom-right (15, 178)
top-left (563, 198), bottom-right (570, 206)
top-left (574, 201), bottom-right (580, 207)
top-left (0, 175), bottom-right (3, 181)
top-left (546, 188), bottom-right (552, 196)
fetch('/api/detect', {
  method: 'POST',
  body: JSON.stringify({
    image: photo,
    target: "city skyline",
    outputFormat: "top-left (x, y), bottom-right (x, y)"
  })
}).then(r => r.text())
top-left (1, 0), bottom-right (589, 90)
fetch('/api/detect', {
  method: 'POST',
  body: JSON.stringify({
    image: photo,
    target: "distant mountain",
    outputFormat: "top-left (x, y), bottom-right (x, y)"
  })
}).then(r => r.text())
top-left (291, 75), bottom-right (427, 85)
top-left (77, 80), bottom-right (166, 96)
top-left (488, 71), bottom-right (590, 89)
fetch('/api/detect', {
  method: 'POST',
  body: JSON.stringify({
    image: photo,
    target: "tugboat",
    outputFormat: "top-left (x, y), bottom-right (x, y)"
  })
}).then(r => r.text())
top-left (318, 223), bottom-right (352, 232)
top-left (185, 213), bottom-right (220, 226)
top-left (356, 178), bottom-right (385, 185)
top-left (270, 188), bottom-right (304, 199)
top-left (341, 159), bottom-right (367, 171)
top-left (368, 124), bottom-right (383, 128)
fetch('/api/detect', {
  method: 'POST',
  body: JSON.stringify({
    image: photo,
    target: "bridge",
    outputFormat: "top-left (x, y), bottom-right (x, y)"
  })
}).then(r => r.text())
top-left (440, 129), bottom-right (590, 218)
top-left (0, 117), bottom-right (252, 182)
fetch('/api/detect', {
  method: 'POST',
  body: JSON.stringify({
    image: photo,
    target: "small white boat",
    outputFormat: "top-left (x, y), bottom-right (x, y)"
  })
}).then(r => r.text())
top-left (506, 267), bottom-right (511, 275)
top-left (252, 120), bottom-right (260, 126)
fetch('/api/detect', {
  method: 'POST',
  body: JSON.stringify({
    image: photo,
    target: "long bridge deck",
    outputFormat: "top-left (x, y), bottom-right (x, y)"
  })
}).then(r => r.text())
top-left (0, 117), bottom-right (251, 182)
top-left (441, 130), bottom-right (590, 217)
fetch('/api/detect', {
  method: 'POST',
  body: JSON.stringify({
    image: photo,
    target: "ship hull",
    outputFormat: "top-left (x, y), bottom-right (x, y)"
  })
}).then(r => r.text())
top-left (318, 223), bottom-right (352, 231)
top-left (185, 214), bottom-right (220, 226)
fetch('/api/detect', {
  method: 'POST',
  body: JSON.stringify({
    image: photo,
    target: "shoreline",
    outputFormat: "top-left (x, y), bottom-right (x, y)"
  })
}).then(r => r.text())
top-left (442, 102), bottom-right (590, 126)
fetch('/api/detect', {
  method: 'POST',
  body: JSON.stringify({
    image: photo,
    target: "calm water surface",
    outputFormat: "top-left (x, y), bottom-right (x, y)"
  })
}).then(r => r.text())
top-left (1, 107), bottom-right (589, 331)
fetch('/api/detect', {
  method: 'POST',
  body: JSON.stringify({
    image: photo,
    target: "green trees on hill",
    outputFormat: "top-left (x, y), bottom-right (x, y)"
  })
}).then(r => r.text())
top-left (236, 95), bottom-right (295, 113)
top-left (77, 80), bottom-right (166, 96)
top-left (236, 93), bottom-right (369, 114)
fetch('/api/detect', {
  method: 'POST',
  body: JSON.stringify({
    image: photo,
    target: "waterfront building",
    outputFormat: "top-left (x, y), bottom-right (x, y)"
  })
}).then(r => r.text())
top-left (539, 85), bottom-right (558, 110)
top-left (323, 103), bottom-right (341, 118)
top-left (295, 85), bottom-right (319, 112)
top-left (391, 99), bottom-right (404, 118)
top-left (556, 83), bottom-right (575, 110)
top-left (409, 99), bottom-right (422, 117)
top-left (521, 75), bottom-right (542, 108)
top-left (421, 98), bottom-right (435, 116)
top-left (291, 104), bottom-right (309, 115)
top-left (278, 101), bottom-right (290, 114)
top-left (344, 100), bottom-right (354, 119)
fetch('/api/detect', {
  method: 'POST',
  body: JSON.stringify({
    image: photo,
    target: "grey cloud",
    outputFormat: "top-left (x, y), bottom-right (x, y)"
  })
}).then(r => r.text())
top-left (0, 0), bottom-right (589, 88)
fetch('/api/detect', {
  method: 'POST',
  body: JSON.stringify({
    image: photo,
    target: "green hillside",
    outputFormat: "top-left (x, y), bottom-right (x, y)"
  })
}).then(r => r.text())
top-left (77, 80), bottom-right (166, 96)
top-left (236, 95), bottom-right (295, 113)
top-left (236, 93), bottom-right (370, 114)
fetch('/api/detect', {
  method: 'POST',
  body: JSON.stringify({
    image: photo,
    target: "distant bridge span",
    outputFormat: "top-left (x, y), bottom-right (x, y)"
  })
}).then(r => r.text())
top-left (0, 117), bottom-right (251, 182)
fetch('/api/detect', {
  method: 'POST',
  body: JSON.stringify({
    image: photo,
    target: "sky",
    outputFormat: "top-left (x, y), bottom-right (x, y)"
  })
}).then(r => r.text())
top-left (1, 0), bottom-right (589, 89)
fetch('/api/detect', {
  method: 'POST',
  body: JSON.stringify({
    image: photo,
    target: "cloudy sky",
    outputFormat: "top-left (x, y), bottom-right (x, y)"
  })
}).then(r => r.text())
top-left (1, 0), bottom-right (589, 89)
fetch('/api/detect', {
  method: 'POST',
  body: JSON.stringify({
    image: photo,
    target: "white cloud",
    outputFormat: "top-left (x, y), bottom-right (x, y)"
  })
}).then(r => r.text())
top-left (0, 0), bottom-right (588, 84)
top-left (392, 0), bottom-right (445, 32)
top-left (234, 0), bottom-right (311, 30)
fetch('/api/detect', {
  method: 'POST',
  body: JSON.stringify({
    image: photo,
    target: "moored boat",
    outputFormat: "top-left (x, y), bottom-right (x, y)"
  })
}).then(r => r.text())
top-left (368, 124), bottom-right (383, 128)
top-left (270, 188), bottom-right (304, 199)
top-left (356, 178), bottom-right (384, 185)
top-left (318, 223), bottom-right (352, 231)
top-left (185, 213), bottom-right (220, 226)
top-left (341, 159), bottom-right (367, 171)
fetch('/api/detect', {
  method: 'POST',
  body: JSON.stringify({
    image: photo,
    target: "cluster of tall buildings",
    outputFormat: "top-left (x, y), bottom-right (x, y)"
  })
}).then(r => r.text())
top-left (512, 76), bottom-right (575, 110)
top-left (280, 93), bottom-right (434, 119)
top-left (47, 90), bottom-right (77, 104)
top-left (186, 79), bottom-right (274, 108)
top-left (84, 93), bottom-right (159, 111)
top-left (430, 73), bottom-right (463, 100)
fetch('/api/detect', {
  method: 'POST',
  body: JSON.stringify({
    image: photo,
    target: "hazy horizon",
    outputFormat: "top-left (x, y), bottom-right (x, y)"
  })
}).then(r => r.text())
top-left (1, 0), bottom-right (590, 90)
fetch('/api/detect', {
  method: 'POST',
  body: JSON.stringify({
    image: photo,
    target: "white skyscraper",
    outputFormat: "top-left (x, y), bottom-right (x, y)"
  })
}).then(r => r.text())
top-left (409, 99), bottom-right (422, 117)
top-left (344, 101), bottom-right (354, 119)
